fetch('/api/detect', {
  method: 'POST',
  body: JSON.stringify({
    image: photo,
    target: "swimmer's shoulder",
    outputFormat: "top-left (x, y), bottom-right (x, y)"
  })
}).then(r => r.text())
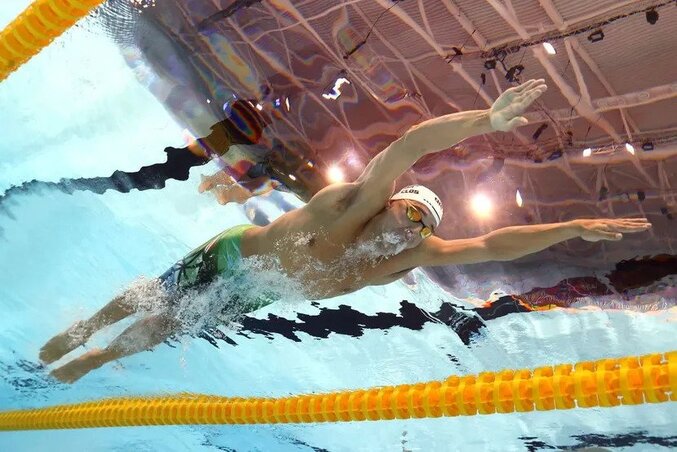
top-left (303, 182), bottom-right (361, 215)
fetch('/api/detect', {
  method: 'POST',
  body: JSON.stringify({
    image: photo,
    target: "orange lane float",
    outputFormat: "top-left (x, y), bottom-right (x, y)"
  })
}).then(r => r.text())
top-left (0, 0), bottom-right (104, 81)
top-left (0, 351), bottom-right (674, 430)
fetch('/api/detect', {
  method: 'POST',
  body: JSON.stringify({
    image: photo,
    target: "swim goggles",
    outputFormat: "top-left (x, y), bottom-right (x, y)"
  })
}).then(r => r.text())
top-left (406, 205), bottom-right (434, 239)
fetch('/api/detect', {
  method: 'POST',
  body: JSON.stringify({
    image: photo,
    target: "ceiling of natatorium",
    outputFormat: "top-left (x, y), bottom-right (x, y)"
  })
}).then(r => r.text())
top-left (100, 0), bottom-right (677, 268)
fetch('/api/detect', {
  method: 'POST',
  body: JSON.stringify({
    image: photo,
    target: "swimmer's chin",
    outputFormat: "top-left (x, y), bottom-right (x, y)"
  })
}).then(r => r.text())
top-left (375, 235), bottom-right (410, 257)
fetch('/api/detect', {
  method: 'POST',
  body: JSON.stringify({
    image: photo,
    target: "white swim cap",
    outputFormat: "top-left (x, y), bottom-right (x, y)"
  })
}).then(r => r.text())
top-left (390, 185), bottom-right (443, 227)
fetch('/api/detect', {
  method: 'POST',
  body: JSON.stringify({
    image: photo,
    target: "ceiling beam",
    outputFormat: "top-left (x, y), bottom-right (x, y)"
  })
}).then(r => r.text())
top-left (485, 0), bottom-right (622, 142)
top-left (349, 4), bottom-right (463, 115)
top-left (439, 0), bottom-right (488, 49)
top-left (568, 39), bottom-right (641, 133)
top-left (558, 152), bottom-right (593, 194)
top-left (525, 83), bottom-right (677, 122)
top-left (563, 40), bottom-right (591, 106)
top-left (486, 0), bottom-right (647, 50)
top-left (537, 0), bottom-right (640, 141)
top-left (440, 1), bottom-right (556, 154)
top-left (658, 161), bottom-right (676, 207)
top-left (372, 0), bottom-right (540, 151)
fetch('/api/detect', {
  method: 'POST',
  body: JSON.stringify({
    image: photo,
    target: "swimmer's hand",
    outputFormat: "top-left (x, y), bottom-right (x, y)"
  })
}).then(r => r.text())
top-left (489, 79), bottom-right (547, 132)
top-left (574, 218), bottom-right (651, 242)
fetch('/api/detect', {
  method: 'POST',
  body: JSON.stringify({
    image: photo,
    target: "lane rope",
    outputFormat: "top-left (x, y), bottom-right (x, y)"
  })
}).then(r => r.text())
top-left (0, 351), bottom-right (674, 430)
top-left (0, 0), bottom-right (103, 81)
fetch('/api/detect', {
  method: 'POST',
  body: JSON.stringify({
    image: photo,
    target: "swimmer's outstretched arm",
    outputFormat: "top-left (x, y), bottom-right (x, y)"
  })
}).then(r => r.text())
top-left (350, 80), bottom-right (547, 217)
top-left (407, 218), bottom-right (652, 267)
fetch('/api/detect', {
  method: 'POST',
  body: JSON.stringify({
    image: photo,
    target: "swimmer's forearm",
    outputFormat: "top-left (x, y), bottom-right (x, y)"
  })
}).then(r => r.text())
top-left (402, 109), bottom-right (494, 156)
top-left (483, 221), bottom-right (581, 261)
top-left (414, 222), bottom-right (579, 267)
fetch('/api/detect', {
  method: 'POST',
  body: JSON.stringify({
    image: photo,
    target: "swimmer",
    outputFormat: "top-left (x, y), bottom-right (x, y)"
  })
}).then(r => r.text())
top-left (198, 138), bottom-right (328, 204)
top-left (0, 100), bottom-right (319, 207)
top-left (40, 80), bottom-right (652, 382)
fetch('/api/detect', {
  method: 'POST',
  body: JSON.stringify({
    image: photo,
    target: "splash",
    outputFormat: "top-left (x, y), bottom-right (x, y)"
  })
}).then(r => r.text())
top-left (168, 254), bottom-right (306, 336)
top-left (121, 276), bottom-right (172, 314)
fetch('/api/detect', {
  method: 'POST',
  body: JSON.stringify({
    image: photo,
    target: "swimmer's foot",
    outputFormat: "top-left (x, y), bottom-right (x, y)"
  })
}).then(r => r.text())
top-left (50, 348), bottom-right (108, 384)
top-left (39, 321), bottom-right (91, 365)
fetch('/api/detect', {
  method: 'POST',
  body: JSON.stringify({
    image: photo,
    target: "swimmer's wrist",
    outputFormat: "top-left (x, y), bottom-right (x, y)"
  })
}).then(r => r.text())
top-left (479, 109), bottom-right (494, 132)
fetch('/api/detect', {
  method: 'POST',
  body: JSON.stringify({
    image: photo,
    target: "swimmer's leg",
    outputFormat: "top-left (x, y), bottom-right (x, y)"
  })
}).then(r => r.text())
top-left (39, 294), bottom-right (137, 365)
top-left (50, 312), bottom-right (180, 384)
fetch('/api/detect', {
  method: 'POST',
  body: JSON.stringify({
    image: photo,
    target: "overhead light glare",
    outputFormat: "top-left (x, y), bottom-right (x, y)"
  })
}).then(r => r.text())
top-left (625, 142), bottom-right (635, 154)
top-left (583, 148), bottom-right (592, 157)
top-left (327, 165), bottom-right (345, 183)
top-left (255, 103), bottom-right (263, 111)
top-left (288, 174), bottom-right (297, 181)
top-left (543, 42), bottom-right (556, 55)
top-left (470, 193), bottom-right (493, 219)
top-left (322, 77), bottom-right (351, 100)
top-left (515, 190), bottom-right (523, 207)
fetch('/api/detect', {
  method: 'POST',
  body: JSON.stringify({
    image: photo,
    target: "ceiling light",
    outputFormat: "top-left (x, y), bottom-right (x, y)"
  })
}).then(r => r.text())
top-left (515, 190), bottom-right (523, 207)
top-left (505, 64), bottom-right (524, 82)
top-left (532, 123), bottom-right (548, 140)
top-left (588, 30), bottom-right (604, 43)
top-left (285, 97), bottom-right (290, 111)
top-left (583, 148), bottom-right (592, 157)
top-left (322, 77), bottom-right (351, 100)
top-left (256, 103), bottom-right (263, 111)
top-left (327, 165), bottom-right (345, 183)
top-left (646, 9), bottom-right (659, 25)
top-left (484, 59), bottom-right (497, 70)
top-left (548, 149), bottom-right (563, 160)
top-left (288, 174), bottom-right (297, 181)
top-left (470, 193), bottom-right (493, 219)
top-left (625, 142), bottom-right (635, 154)
top-left (543, 42), bottom-right (556, 55)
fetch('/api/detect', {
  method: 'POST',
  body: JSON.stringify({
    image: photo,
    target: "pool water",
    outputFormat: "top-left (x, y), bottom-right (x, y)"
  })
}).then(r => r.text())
top-left (0, 1), bottom-right (675, 450)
